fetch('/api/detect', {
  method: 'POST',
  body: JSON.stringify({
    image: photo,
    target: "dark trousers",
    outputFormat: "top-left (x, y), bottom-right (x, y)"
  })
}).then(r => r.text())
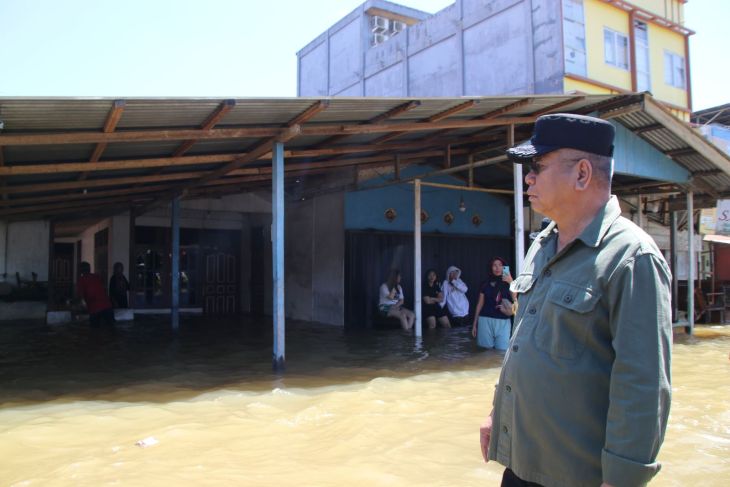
top-left (501, 469), bottom-right (544, 487)
top-left (90, 308), bottom-right (115, 327)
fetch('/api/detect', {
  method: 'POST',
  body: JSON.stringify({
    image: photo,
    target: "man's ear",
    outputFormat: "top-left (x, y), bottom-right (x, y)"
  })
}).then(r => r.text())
top-left (574, 158), bottom-right (592, 191)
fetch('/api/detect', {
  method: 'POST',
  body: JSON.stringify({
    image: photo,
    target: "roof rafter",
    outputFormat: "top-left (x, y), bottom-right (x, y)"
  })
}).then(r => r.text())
top-left (372, 100), bottom-right (478, 144)
top-left (79, 99), bottom-right (125, 181)
top-left (172, 99), bottom-right (236, 157)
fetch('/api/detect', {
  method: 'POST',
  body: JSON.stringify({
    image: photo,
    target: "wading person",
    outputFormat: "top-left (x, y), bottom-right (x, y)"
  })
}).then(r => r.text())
top-left (77, 261), bottom-right (115, 327)
top-left (472, 257), bottom-right (513, 350)
top-left (378, 270), bottom-right (415, 330)
top-left (480, 114), bottom-right (672, 487)
top-left (422, 269), bottom-right (450, 329)
top-left (442, 265), bottom-right (469, 326)
top-left (109, 262), bottom-right (130, 308)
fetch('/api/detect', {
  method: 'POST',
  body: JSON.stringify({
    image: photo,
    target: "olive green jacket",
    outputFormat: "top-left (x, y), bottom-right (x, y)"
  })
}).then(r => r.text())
top-left (489, 196), bottom-right (672, 487)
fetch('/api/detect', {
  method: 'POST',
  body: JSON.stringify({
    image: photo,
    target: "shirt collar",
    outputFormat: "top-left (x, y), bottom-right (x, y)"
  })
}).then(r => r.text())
top-left (575, 195), bottom-right (622, 248)
top-left (537, 196), bottom-right (621, 249)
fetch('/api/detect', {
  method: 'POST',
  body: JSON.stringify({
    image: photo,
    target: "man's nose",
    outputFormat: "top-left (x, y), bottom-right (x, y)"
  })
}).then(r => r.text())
top-left (524, 170), bottom-right (536, 185)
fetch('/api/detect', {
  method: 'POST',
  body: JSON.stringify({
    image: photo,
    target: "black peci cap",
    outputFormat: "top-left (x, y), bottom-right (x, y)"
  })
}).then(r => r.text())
top-left (506, 113), bottom-right (615, 163)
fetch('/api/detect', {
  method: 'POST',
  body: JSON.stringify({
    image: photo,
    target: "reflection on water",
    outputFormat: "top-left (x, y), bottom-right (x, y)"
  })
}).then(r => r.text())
top-left (0, 318), bottom-right (728, 486)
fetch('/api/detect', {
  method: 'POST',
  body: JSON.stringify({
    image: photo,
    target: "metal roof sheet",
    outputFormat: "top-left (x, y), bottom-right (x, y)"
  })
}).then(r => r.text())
top-left (1, 93), bottom-right (729, 221)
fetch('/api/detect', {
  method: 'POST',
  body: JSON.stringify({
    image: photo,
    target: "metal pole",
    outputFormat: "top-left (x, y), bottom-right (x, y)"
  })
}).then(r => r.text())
top-left (669, 200), bottom-right (678, 323)
top-left (414, 179), bottom-right (422, 337)
top-left (272, 142), bottom-right (286, 371)
top-left (686, 191), bottom-right (694, 335)
top-left (171, 196), bottom-right (180, 331)
top-left (510, 124), bottom-right (525, 275)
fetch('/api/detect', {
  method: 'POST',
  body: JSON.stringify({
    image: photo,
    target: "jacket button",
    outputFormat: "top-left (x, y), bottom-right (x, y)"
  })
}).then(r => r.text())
top-left (505, 385), bottom-right (512, 392)
top-left (512, 345), bottom-right (519, 352)
top-left (564, 295), bottom-right (572, 303)
top-left (528, 308), bottom-right (536, 314)
top-left (544, 269), bottom-right (552, 277)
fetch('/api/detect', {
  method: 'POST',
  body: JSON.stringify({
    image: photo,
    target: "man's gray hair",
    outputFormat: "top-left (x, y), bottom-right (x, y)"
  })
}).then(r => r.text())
top-left (564, 149), bottom-right (613, 186)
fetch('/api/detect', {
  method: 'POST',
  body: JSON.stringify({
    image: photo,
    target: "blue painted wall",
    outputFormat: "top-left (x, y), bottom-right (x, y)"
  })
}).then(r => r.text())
top-left (345, 165), bottom-right (511, 236)
top-left (612, 121), bottom-right (690, 183)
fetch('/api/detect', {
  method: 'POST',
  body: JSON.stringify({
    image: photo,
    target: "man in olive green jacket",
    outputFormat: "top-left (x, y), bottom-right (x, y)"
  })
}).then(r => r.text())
top-left (480, 114), bottom-right (672, 487)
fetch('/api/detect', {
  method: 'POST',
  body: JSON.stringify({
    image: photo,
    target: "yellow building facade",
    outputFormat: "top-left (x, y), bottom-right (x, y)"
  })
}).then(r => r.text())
top-left (562, 0), bottom-right (692, 120)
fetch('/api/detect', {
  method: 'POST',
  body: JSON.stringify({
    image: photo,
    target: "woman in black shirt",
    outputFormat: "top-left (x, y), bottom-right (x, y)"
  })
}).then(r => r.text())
top-left (423, 269), bottom-right (450, 329)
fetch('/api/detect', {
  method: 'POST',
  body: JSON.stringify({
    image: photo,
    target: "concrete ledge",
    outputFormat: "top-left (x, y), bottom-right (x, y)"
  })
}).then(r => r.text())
top-left (132, 308), bottom-right (203, 315)
top-left (114, 309), bottom-right (135, 321)
top-left (0, 301), bottom-right (47, 321)
top-left (47, 310), bottom-right (72, 325)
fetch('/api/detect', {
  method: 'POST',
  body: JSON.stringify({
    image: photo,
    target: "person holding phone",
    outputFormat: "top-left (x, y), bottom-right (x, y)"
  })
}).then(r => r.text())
top-left (472, 257), bottom-right (514, 350)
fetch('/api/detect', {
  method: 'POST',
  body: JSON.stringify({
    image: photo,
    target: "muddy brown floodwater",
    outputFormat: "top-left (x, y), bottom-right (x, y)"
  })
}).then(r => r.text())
top-left (0, 318), bottom-right (728, 486)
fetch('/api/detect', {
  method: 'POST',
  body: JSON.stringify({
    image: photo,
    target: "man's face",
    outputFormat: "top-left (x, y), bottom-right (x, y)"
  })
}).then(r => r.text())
top-left (524, 149), bottom-right (581, 219)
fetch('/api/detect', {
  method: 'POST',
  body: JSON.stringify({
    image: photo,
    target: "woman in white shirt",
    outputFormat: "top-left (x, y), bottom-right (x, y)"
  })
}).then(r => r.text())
top-left (378, 270), bottom-right (415, 330)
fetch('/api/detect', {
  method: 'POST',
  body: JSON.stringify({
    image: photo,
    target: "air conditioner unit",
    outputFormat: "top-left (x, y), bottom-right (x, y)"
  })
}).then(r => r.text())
top-left (371, 32), bottom-right (388, 46)
top-left (371, 15), bottom-right (389, 33)
top-left (391, 20), bottom-right (406, 33)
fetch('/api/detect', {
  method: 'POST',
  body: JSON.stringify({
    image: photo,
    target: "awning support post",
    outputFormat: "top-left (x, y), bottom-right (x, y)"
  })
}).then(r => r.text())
top-left (687, 191), bottom-right (694, 335)
top-left (414, 178), bottom-right (422, 337)
top-left (171, 196), bottom-right (180, 331)
top-left (272, 142), bottom-right (286, 371)
top-left (509, 125), bottom-right (525, 275)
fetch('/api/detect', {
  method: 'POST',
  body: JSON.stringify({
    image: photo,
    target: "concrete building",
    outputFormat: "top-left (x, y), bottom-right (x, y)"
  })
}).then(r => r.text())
top-left (297, 0), bottom-right (692, 119)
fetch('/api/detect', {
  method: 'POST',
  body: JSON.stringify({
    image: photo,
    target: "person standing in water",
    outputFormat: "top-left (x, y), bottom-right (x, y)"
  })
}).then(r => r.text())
top-left (77, 261), bottom-right (115, 327)
top-left (108, 262), bottom-right (130, 308)
top-left (472, 257), bottom-right (513, 350)
top-left (480, 114), bottom-right (672, 487)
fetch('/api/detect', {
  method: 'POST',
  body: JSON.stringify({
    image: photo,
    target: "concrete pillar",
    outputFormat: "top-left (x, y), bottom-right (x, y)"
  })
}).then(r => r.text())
top-left (171, 197), bottom-right (180, 330)
top-left (510, 124), bottom-right (525, 275)
top-left (687, 191), bottom-right (694, 335)
top-left (414, 179), bottom-right (422, 337)
top-left (272, 142), bottom-right (286, 372)
top-left (669, 201), bottom-right (678, 323)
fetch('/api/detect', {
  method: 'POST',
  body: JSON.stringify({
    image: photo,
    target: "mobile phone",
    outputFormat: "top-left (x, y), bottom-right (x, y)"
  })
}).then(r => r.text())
top-left (503, 265), bottom-right (510, 277)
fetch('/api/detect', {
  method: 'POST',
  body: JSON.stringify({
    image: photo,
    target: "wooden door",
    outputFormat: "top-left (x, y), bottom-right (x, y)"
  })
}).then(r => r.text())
top-left (203, 250), bottom-right (238, 315)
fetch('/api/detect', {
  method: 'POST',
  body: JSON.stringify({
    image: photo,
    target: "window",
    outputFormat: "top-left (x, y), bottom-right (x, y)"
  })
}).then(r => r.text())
top-left (634, 21), bottom-right (651, 92)
top-left (563, 0), bottom-right (587, 76)
top-left (664, 51), bottom-right (686, 89)
top-left (604, 28), bottom-right (629, 70)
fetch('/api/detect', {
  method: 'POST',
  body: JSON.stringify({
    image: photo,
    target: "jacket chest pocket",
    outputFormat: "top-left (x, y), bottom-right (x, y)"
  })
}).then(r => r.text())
top-left (534, 280), bottom-right (601, 360)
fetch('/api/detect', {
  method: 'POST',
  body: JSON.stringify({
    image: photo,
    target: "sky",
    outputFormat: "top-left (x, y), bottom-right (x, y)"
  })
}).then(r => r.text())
top-left (0, 0), bottom-right (726, 111)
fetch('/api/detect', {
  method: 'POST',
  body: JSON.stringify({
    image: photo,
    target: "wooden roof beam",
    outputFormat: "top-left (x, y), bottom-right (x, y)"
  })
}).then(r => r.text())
top-left (426, 98), bottom-right (532, 141)
top-left (530, 97), bottom-right (586, 117)
top-left (372, 100), bottom-right (478, 144)
top-left (0, 183), bottom-right (180, 208)
top-left (634, 123), bottom-right (664, 134)
top-left (172, 99), bottom-right (236, 157)
top-left (318, 100), bottom-right (421, 146)
top-left (0, 113), bottom-right (540, 147)
top-left (79, 99), bottom-right (126, 181)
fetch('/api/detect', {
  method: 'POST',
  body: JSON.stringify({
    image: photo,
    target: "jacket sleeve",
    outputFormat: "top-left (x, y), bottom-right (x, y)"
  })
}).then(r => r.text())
top-left (602, 252), bottom-right (672, 487)
top-left (453, 279), bottom-right (468, 293)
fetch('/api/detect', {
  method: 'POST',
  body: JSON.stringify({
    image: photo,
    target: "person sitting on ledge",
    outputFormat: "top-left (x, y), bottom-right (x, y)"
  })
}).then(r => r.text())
top-left (378, 270), bottom-right (415, 331)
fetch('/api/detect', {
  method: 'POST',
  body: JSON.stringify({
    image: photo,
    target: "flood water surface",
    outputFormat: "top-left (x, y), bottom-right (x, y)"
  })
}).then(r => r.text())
top-left (1, 319), bottom-right (728, 486)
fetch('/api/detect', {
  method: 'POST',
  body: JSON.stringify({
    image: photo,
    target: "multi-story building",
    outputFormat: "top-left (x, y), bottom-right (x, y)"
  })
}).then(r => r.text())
top-left (297, 0), bottom-right (692, 119)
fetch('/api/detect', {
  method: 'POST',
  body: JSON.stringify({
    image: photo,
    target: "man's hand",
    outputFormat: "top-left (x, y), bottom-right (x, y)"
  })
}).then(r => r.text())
top-left (480, 413), bottom-right (493, 463)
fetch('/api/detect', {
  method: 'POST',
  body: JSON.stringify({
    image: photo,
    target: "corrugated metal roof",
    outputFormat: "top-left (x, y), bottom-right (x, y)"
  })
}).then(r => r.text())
top-left (0, 94), bottom-right (729, 221)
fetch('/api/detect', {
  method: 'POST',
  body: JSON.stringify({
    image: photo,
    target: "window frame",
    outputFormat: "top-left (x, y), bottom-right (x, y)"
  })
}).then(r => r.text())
top-left (603, 27), bottom-right (630, 71)
top-left (664, 50), bottom-right (686, 89)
